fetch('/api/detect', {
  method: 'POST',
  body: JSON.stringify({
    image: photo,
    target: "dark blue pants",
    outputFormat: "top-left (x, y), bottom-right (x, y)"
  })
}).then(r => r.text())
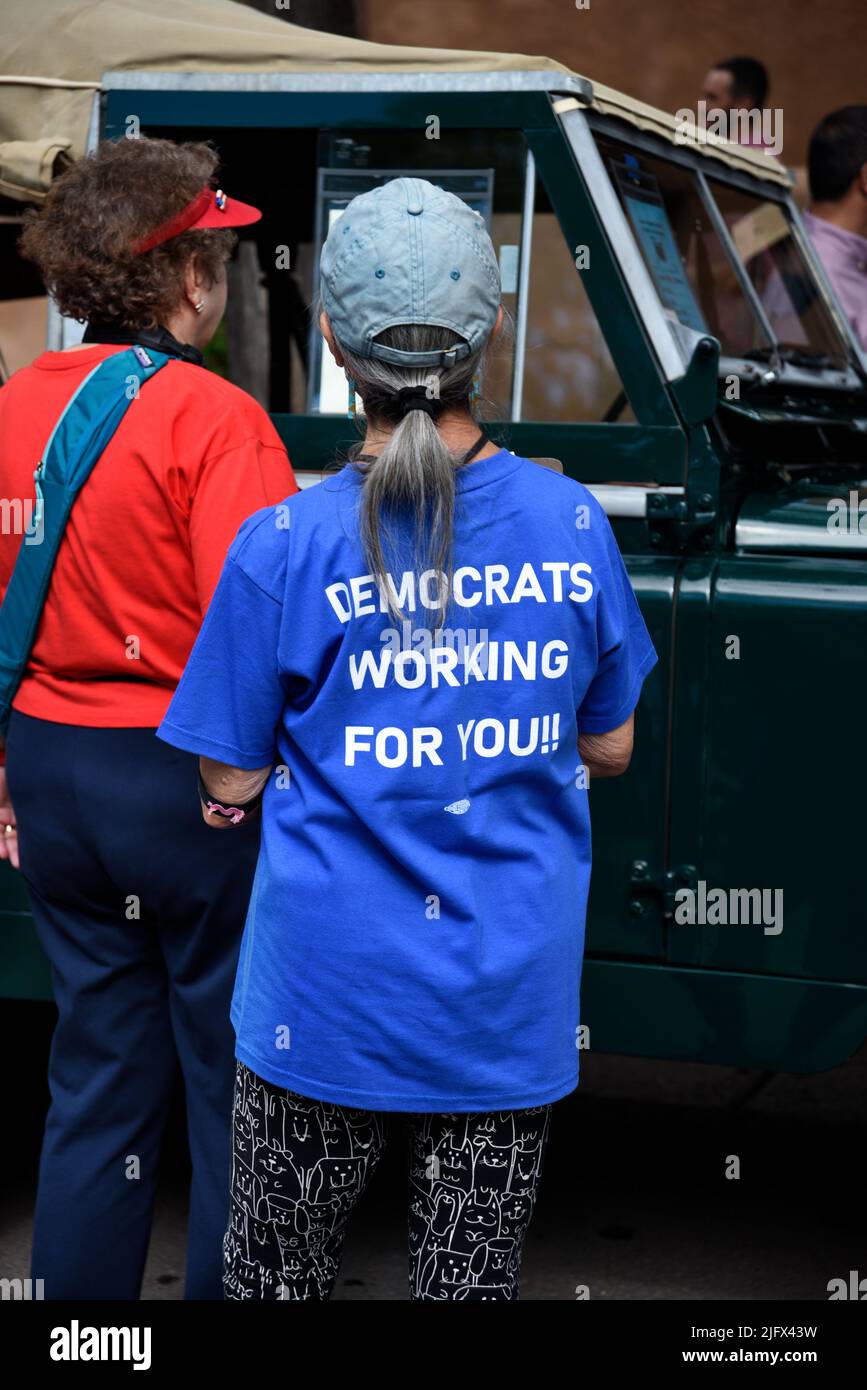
top-left (5, 710), bottom-right (260, 1300)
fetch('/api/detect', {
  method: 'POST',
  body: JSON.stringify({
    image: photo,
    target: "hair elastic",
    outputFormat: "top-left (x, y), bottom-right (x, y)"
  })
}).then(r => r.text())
top-left (395, 386), bottom-right (440, 418)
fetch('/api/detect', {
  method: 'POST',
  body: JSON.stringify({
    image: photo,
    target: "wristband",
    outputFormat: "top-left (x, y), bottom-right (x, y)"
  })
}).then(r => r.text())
top-left (197, 769), bottom-right (264, 824)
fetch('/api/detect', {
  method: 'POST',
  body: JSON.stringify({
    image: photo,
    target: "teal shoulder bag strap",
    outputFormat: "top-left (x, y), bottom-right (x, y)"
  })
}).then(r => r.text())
top-left (0, 345), bottom-right (171, 735)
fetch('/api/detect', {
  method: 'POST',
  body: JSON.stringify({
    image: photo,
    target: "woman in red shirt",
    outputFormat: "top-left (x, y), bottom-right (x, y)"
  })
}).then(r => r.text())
top-left (0, 136), bottom-right (297, 1299)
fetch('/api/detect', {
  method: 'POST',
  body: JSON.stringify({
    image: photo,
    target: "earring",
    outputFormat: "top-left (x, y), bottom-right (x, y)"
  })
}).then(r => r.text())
top-left (347, 378), bottom-right (357, 420)
top-left (470, 372), bottom-right (481, 410)
top-left (194, 300), bottom-right (205, 315)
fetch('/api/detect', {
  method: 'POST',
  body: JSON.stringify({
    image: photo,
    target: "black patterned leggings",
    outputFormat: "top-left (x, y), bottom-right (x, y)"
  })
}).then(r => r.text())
top-left (223, 1061), bottom-right (553, 1301)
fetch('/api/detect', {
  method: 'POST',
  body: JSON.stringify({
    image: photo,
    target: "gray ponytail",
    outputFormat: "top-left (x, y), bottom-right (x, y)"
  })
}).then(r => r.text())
top-left (333, 320), bottom-right (489, 628)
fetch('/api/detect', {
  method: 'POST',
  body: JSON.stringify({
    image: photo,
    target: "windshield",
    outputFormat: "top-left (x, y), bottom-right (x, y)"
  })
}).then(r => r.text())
top-left (594, 133), bottom-right (851, 374)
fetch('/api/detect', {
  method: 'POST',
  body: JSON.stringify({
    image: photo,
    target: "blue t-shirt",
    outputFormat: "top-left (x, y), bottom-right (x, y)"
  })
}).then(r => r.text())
top-left (157, 448), bottom-right (658, 1112)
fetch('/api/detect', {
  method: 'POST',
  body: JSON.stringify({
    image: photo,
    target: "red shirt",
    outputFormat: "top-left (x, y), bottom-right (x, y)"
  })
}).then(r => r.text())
top-left (0, 344), bottom-right (297, 728)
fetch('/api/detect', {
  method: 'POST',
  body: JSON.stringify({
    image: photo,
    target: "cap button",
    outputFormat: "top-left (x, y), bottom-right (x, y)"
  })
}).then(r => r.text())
top-left (405, 183), bottom-right (424, 215)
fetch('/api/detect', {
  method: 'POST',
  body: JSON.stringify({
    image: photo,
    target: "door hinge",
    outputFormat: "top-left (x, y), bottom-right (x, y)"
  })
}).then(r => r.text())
top-left (629, 860), bottom-right (697, 919)
top-left (646, 490), bottom-right (716, 550)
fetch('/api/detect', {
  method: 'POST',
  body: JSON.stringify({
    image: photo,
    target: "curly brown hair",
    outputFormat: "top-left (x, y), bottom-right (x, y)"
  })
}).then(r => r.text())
top-left (19, 137), bottom-right (237, 329)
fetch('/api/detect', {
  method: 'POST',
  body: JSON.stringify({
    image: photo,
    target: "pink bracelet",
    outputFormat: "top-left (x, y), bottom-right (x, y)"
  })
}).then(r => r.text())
top-left (204, 798), bottom-right (248, 825)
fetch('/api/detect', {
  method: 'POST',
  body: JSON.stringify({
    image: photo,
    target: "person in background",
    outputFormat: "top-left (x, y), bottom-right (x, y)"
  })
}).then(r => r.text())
top-left (0, 136), bottom-right (297, 1299)
top-left (803, 106), bottom-right (867, 351)
top-left (701, 56), bottom-right (774, 151)
top-left (157, 176), bottom-right (658, 1301)
top-left (702, 55), bottom-right (769, 118)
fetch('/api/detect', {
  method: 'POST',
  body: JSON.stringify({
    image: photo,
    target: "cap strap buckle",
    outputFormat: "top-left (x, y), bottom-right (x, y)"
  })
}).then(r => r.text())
top-left (369, 341), bottom-right (467, 369)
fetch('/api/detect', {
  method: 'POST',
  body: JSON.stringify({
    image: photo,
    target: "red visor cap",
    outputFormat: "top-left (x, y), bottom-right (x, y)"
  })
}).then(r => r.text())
top-left (133, 187), bottom-right (262, 254)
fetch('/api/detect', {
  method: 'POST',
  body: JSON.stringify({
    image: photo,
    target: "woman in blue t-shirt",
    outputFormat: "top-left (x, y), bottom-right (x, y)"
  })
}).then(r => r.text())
top-left (158, 176), bottom-right (658, 1301)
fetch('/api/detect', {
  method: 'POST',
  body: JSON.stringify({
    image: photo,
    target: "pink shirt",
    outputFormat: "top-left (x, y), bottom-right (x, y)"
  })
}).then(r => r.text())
top-left (803, 211), bottom-right (867, 351)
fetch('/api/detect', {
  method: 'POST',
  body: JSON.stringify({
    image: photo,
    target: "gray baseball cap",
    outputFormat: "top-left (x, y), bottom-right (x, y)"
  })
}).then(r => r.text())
top-left (319, 176), bottom-right (501, 368)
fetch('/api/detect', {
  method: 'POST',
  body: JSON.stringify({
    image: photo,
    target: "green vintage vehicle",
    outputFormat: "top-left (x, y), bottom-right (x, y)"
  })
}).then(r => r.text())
top-left (2, 0), bottom-right (866, 1073)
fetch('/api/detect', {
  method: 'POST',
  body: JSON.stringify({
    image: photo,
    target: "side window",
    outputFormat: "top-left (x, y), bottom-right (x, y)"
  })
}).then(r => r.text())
top-left (520, 175), bottom-right (630, 423)
top-left (196, 126), bottom-right (627, 427)
top-left (134, 123), bottom-right (531, 421)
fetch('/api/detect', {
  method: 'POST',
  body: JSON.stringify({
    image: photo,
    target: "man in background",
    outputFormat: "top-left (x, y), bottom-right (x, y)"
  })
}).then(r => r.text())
top-left (803, 106), bottom-right (867, 351)
top-left (701, 57), bottom-right (772, 150)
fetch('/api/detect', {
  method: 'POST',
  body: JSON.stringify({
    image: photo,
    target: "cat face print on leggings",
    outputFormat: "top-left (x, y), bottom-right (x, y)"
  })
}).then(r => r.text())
top-left (224, 1066), bottom-right (552, 1301)
top-left (408, 1108), bottom-right (551, 1300)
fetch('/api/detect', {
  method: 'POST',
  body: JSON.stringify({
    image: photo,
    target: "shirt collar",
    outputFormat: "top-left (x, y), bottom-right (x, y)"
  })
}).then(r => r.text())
top-left (340, 446), bottom-right (524, 494)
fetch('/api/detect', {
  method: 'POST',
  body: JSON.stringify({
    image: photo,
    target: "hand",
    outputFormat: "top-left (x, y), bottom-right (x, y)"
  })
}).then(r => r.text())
top-left (0, 767), bottom-right (20, 870)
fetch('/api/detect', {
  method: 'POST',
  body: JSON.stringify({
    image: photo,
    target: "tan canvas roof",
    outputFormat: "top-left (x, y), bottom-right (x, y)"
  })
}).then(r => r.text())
top-left (0, 0), bottom-right (792, 202)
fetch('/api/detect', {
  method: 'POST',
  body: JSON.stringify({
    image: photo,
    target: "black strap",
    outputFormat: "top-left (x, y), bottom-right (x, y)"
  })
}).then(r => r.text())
top-left (355, 430), bottom-right (490, 468)
top-left (82, 319), bottom-right (205, 367)
top-left (460, 431), bottom-right (491, 466)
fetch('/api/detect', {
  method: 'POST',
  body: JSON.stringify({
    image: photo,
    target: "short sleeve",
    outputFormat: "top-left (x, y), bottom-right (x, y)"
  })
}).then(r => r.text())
top-left (156, 548), bottom-right (285, 768)
top-left (576, 518), bottom-right (659, 734)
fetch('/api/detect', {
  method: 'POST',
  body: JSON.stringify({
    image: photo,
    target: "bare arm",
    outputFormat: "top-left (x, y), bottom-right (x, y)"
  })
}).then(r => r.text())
top-left (577, 712), bottom-right (634, 780)
top-left (199, 755), bottom-right (272, 828)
